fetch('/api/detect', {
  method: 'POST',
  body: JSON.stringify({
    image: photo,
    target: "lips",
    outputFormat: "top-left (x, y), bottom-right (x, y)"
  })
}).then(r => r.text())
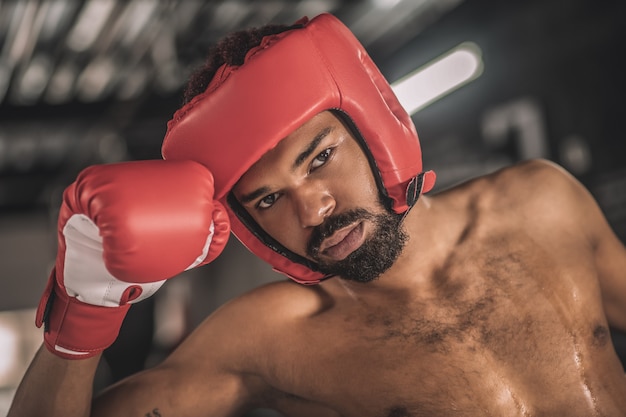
top-left (319, 221), bottom-right (365, 260)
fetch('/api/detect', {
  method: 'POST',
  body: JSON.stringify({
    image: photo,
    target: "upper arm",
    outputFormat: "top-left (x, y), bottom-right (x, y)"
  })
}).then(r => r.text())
top-left (92, 293), bottom-right (276, 417)
top-left (587, 199), bottom-right (626, 332)
top-left (520, 159), bottom-right (626, 331)
top-left (557, 165), bottom-right (626, 332)
top-left (92, 360), bottom-right (252, 417)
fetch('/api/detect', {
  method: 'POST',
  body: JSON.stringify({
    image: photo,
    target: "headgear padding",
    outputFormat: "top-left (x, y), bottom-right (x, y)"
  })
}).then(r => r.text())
top-left (162, 13), bottom-right (435, 284)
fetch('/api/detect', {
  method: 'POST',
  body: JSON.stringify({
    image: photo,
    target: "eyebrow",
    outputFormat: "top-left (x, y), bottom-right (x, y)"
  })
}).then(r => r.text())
top-left (239, 186), bottom-right (272, 205)
top-left (292, 126), bottom-right (333, 170)
top-left (239, 126), bottom-right (334, 205)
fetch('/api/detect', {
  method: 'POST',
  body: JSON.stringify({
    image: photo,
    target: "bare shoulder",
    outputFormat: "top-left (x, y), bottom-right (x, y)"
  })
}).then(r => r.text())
top-left (166, 279), bottom-right (330, 370)
top-left (471, 159), bottom-right (592, 224)
top-left (114, 280), bottom-right (331, 414)
top-left (482, 158), bottom-right (581, 201)
top-left (214, 278), bottom-right (334, 327)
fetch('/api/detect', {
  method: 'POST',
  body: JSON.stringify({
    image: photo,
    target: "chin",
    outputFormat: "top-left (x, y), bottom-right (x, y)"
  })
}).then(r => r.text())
top-left (308, 206), bottom-right (408, 283)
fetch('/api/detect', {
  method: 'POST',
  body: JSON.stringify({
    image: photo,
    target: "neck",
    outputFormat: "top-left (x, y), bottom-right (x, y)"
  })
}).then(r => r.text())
top-left (325, 195), bottom-right (464, 300)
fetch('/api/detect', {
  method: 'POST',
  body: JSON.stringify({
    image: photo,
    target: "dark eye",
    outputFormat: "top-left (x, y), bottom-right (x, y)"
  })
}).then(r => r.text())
top-left (311, 148), bottom-right (332, 170)
top-left (257, 193), bottom-right (279, 209)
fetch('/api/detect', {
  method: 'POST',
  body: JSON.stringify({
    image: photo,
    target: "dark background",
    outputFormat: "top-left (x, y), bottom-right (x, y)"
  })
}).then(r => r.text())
top-left (2, 0), bottom-right (625, 225)
top-left (2, 0), bottom-right (625, 239)
top-left (0, 0), bottom-right (624, 411)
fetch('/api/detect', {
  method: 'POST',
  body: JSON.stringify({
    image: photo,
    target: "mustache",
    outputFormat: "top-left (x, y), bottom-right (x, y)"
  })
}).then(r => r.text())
top-left (307, 208), bottom-right (374, 259)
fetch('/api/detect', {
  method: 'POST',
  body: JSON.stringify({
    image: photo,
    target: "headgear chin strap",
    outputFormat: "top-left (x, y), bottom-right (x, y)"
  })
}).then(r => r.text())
top-left (162, 13), bottom-right (436, 284)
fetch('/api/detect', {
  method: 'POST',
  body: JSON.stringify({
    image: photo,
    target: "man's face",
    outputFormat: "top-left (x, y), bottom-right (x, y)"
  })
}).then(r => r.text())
top-left (233, 111), bottom-right (408, 282)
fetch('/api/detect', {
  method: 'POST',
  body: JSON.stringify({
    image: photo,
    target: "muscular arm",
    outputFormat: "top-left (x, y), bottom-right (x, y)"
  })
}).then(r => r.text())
top-left (552, 164), bottom-right (626, 332)
top-left (91, 355), bottom-right (253, 417)
top-left (585, 194), bottom-right (626, 333)
top-left (8, 347), bottom-right (100, 417)
top-left (9, 290), bottom-right (275, 417)
top-left (526, 159), bottom-right (626, 332)
top-left (91, 311), bottom-right (264, 417)
top-left (8, 337), bottom-right (251, 417)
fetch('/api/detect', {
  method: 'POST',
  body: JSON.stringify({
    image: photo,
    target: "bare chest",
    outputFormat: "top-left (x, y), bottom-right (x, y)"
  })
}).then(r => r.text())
top-left (267, 237), bottom-right (626, 416)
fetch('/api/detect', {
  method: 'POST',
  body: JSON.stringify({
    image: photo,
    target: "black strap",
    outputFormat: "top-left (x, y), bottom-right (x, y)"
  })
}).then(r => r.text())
top-left (405, 172), bottom-right (425, 208)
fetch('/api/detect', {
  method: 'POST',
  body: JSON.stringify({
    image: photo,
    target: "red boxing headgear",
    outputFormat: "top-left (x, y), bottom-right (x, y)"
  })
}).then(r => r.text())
top-left (162, 13), bottom-right (435, 284)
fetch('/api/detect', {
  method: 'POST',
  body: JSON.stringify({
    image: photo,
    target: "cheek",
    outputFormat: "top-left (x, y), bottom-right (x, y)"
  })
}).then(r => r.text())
top-left (253, 208), bottom-right (312, 256)
top-left (337, 154), bottom-right (380, 202)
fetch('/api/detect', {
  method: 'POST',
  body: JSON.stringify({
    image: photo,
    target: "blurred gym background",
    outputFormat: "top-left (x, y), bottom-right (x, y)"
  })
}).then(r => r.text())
top-left (0, 0), bottom-right (625, 415)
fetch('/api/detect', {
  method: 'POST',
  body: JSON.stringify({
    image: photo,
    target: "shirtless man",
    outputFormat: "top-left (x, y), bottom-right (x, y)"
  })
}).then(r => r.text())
top-left (8, 13), bottom-right (626, 417)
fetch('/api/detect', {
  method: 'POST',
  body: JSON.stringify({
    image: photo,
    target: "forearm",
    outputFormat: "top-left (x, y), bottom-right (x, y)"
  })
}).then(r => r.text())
top-left (8, 344), bottom-right (101, 417)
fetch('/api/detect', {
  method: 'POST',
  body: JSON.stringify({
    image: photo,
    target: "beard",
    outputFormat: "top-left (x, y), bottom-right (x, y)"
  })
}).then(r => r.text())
top-left (306, 207), bottom-right (408, 283)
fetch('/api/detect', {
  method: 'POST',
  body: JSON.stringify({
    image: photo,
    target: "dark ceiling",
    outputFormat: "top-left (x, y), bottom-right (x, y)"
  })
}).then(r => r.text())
top-left (1, 0), bottom-right (625, 239)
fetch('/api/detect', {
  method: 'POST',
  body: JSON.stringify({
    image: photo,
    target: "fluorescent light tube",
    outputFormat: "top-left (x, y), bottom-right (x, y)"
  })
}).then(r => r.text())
top-left (391, 42), bottom-right (483, 115)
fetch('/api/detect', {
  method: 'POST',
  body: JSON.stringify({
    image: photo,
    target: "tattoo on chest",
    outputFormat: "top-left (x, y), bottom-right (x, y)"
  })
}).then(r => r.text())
top-left (145, 408), bottom-right (162, 417)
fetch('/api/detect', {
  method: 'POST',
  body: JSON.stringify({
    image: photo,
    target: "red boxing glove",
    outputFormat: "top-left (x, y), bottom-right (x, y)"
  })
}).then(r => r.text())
top-left (35, 160), bottom-right (230, 359)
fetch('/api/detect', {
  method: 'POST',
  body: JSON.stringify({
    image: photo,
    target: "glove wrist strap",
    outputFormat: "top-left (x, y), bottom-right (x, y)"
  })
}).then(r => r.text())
top-left (38, 281), bottom-right (130, 360)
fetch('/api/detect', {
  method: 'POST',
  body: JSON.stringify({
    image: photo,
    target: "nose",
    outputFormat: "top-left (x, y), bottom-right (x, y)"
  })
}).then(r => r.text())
top-left (293, 183), bottom-right (335, 228)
